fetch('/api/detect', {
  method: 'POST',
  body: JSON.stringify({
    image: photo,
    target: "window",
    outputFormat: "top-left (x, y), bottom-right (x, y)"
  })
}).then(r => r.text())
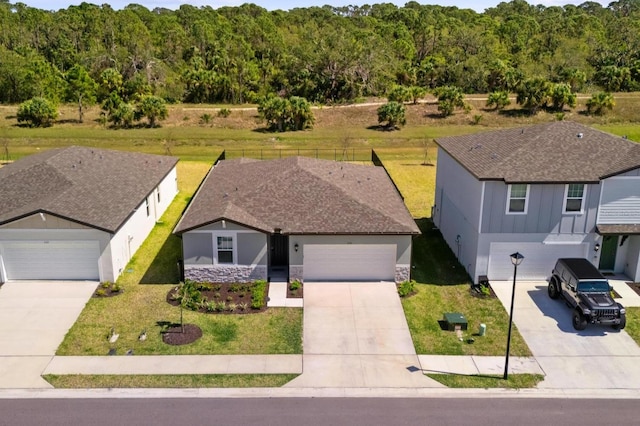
top-left (564, 184), bottom-right (585, 213)
top-left (217, 236), bottom-right (234, 264)
top-left (506, 184), bottom-right (529, 214)
top-left (145, 197), bottom-right (150, 216)
top-left (157, 188), bottom-right (161, 203)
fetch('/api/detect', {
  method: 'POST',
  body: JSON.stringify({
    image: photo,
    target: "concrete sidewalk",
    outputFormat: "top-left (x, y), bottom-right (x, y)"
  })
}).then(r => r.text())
top-left (419, 356), bottom-right (544, 376)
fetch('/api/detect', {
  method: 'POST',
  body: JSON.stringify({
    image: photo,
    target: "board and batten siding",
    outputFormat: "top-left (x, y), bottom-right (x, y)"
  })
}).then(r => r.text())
top-left (480, 181), bottom-right (600, 234)
top-left (597, 177), bottom-right (640, 225)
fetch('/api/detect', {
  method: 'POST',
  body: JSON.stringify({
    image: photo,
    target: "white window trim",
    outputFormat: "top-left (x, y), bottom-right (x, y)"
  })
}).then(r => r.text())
top-left (212, 232), bottom-right (237, 265)
top-left (505, 184), bottom-right (529, 215)
top-left (145, 197), bottom-right (150, 217)
top-left (563, 183), bottom-right (587, 215)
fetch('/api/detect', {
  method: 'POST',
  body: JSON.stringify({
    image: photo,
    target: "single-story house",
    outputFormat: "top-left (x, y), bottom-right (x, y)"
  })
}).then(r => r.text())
top-left (0, 146), bottom-right (178, 283)
top-left (173, 156), bottom-right (419, 283)
top-left (433, 121), bottom-right (640, 282)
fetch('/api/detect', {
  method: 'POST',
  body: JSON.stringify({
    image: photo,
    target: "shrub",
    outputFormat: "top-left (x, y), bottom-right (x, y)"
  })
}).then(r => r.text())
top-left (377, 101), bottom-right (406, 129)
top-left (197, 282), bottom-right (213, 291)
top-left (398, 280), bottom-right (416, 297)
top-left (586, 92), bottom-right (615, 115)
top-left (289, 280), bottom-right (301, 291)
top-left (434, 85), bottom-right (466, 117)
top-left (95, 289), bottom-right (107, 297)
top-left (486, 91), bottom-right (510, 110)
top-left (218, 108), bottom-right (231, 118)
top-left (101, 281), bottom-right (111, 289)
top-left (199, 113), bottom-right (212, 124)
top-left (17, 97), bottom-right (58, 127)
top-left (251, 279), bottom-right (268, 309)
top-left (111, 282), bottom-right (122, 293)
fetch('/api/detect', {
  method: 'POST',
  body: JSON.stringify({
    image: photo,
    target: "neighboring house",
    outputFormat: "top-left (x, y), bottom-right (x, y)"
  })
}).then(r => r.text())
top-left (0, 146), bottom-right (178, 283)
top-left (433, 121), bottom-right (640, 282)
top-left (173, 156), bottom-right (419, 283)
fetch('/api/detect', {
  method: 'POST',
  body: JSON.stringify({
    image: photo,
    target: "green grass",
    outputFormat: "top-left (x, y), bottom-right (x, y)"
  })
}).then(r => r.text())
top-left (43, 374), bottom-right (298, 388)
top-left (57, 161), bottom-right (303, 356)
top-left (426, 374), bottom-right (544, 389)
top-left (401, 220), bottom-right (531, 357)
top-left (624, 307), bottom-right (640, 346)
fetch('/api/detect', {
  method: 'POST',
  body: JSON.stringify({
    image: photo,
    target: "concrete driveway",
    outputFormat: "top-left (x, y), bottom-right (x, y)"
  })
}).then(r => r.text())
top-left (0, 281), bottom-right (96, 388)
top-left (285, 282), bottom-right (442, 388)
top-left (492, 280), bottom-right (640, 389)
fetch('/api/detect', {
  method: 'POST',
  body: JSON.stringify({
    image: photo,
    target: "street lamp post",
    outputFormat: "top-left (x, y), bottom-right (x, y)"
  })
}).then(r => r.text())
top-left (504, 251), bottom-right (524, 380)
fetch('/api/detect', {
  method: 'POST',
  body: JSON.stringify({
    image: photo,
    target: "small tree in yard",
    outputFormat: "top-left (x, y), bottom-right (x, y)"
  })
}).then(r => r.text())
top-left (109, 102), bottom-right (135, 128)
top-left (434, 85), bottom-right (466, 117)
top-left (486, 90), bottom-right (510, 110)
top-left (64, 64), bottom-right (97, 123)
top-left (17, 97), bottom-right (57, 127)
top-left (586, 92), bottom-right (615, 116)
top-left (409, 86), bottom-right (427, 104)
top-left (377, 101), bottom-right (406, 129)
top-left (258, 95), bottom-right (314, 132)
top-left (548, 83), bottom-right (577, 111)
top-left (516, 78), bottom-right (551, 114)
top-left (387, 85), bottom-right (412, 103)
top-left (136, 95), bottom-right (168, 127)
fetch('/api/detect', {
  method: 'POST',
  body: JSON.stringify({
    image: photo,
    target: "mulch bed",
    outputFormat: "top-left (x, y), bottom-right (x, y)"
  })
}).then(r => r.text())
top-left (161, 324), bottom-right (203, 345)
top-left (93, 282), bottom-right (124, 298)
top-left (627, 282), bottom-right (640, 297)
top-left (166, 282), bottom-right (268, 314)
top-left (287, 283), bottom-right (303, 298)
top-left (469, 283), bottom-right (497, 299)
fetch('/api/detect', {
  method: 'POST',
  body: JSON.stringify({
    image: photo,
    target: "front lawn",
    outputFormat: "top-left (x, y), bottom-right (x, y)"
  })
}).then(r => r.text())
top-left (427, 374), bottom-right (544, 389)
top-left (624, 307), bottom-right (640, 346)
top-left (44, 374), bottom-right (298, 388)
top-left (57, 161), bottom-right (303, 356)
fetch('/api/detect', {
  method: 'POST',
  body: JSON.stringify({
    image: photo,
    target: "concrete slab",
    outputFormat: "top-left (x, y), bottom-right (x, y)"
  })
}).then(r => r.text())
top-left (44, 355), bottom-right (303, 375)
top-left (0, 357), bottom-right (54, 389)
top-left (492, 280), bottom-right (640, 388)
top-left (0, 281), bottom-right (96, 387)
top-left (418, 355), bottom-right (544, 376)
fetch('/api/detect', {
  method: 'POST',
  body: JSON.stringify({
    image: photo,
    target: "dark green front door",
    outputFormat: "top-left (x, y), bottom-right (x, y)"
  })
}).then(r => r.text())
top-left (599, 235), bottom-right (618, 270)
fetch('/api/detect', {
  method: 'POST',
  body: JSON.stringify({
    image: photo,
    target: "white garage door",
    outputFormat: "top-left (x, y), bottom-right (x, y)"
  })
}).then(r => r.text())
top-left (303, 244), bottom-right (396, 281)
top-left (0, 241), bottom-right (100, 280)
top-left (488, 242), bottom-right (588, 280)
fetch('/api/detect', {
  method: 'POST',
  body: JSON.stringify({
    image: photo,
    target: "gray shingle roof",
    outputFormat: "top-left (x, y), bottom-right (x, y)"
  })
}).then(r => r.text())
top-left (597, 224), bottom-right (640, 235)
top-left (436, 121), bottom-right (640, 183)
top-left (0, 147), bottom-right (178, 232)
top-left (174, 157), bottom-right (419, 235)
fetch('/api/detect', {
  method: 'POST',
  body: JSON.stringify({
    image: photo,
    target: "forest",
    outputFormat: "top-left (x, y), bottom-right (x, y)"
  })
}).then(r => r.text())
top-left (2, 0), bottom-right (640, 107)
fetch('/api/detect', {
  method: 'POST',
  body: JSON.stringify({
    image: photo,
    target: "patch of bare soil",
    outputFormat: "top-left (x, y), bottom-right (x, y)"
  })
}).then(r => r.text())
top-left (166, 282), bottom-right (268, 314)
top-left (161, 324), bottom-right (203, 346)
top-left (93, 282), bottom-right (123, 298)
top-left (469, 283), bottom-right (497, 299)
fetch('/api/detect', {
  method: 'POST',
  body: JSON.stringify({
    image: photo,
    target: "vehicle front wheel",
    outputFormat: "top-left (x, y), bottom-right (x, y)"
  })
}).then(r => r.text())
top-left (548, 278), bottom-right (560, 299)
top-left (613, 314), bottom-right (626, 330)
top-left (572, 309), bottom-right (587, 331)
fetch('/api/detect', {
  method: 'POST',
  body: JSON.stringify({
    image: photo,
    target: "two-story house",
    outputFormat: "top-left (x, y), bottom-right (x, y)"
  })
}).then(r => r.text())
top-left (433, 121), bottom-right (640, 282)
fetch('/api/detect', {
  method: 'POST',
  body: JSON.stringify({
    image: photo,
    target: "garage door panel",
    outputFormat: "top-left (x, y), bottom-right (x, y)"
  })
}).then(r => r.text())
top-left (488, 242), bottom-right (588, 280)
top-left (0, 241), bottom-right (100, 280)
top-left (303, 244), bottom-right (396, 281)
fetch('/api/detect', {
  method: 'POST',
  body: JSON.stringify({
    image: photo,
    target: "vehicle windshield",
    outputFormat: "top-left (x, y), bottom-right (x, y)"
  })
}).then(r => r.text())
top-left (577, 281), bottom-right (610, 293)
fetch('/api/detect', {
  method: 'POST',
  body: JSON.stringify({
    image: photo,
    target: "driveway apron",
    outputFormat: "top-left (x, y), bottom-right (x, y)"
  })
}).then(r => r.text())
top-left (0, 281), bottom-right (96, 388)
top-left (492, 280), bottom-right (640, 389)
top-left (285, 282), bottom-right (443, 388)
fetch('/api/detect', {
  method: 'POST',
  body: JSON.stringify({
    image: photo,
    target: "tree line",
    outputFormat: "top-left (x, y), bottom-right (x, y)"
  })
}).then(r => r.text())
top-left (2, 0), bottom-right (640, 113)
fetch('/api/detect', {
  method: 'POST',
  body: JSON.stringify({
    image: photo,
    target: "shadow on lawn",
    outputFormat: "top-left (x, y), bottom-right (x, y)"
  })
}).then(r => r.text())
top-left (412, 218), bottom-right (471, 286)
top-left (140, 234), bottom-right (182, 284)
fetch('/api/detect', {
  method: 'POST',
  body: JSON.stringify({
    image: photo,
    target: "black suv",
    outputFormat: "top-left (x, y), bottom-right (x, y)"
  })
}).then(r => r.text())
top-left (548, 258), bottom-right (626, 331)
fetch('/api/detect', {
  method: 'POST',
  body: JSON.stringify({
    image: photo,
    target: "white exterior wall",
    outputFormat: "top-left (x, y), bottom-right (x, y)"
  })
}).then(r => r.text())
top-left (106, 166), bottom-right (178, 281)
top-left (625, 236), bottom-right (640, 282)
top-left (0, 226), bottom-right (111, 282)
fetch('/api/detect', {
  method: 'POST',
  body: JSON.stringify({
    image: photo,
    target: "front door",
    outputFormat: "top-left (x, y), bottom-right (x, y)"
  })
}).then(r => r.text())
top-left (599, 235), bottom-right (618, 270)
top-left (270, 234), bottom-right (288, 268)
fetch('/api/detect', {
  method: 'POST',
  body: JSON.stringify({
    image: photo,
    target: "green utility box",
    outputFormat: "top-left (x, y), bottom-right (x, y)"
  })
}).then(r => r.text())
top-left (443, 312), bottom-right (468, 331)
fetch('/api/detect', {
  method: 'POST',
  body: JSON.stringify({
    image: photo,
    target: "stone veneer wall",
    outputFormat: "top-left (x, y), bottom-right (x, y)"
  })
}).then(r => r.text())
top-left (395, 265), bottom-right (411, 283)
top-left (289, 265), bottom-right (304, 282)
top-left (185, 265), bottom-right (267, 283)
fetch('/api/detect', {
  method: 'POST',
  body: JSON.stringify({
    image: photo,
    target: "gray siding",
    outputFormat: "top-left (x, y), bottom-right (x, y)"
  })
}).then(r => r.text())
top-left (237, 233), bottom-right (267, 265)
top-left (481, 182), bottom-right (600, 234)
top-left (625, 236), bottom-right (640, 281)
top-left (598, 177), bottom-right (640, 224)
top-left (197, 221), bottom-right (254, 231)
top-left (0, 213), bottom-right (90, 229)
top-left (617, 169), bottom-right (640, 177)
top-left (183, 233), bottom-right (213, 264)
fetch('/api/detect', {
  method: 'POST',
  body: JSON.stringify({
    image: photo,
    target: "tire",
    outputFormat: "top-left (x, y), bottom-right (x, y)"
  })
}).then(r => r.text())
top-left (548, 278), bottom-right (560, 300)
top-left (572, 309), bottom-right (587, 331)
top-left (613, 314), bottom-right (626, 330)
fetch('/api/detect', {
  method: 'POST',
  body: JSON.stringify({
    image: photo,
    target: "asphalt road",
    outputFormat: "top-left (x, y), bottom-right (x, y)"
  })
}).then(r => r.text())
top-left (0, 398), bottom-right (638, 426)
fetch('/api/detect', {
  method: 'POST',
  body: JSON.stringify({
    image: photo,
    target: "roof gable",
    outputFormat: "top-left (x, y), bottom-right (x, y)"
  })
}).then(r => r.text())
top-left (174, 157), bottom-right (419, 235)
top-left (436, 121), bottom-right (639, 183)
top-left (0, 147), bottom-right (178, 232)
